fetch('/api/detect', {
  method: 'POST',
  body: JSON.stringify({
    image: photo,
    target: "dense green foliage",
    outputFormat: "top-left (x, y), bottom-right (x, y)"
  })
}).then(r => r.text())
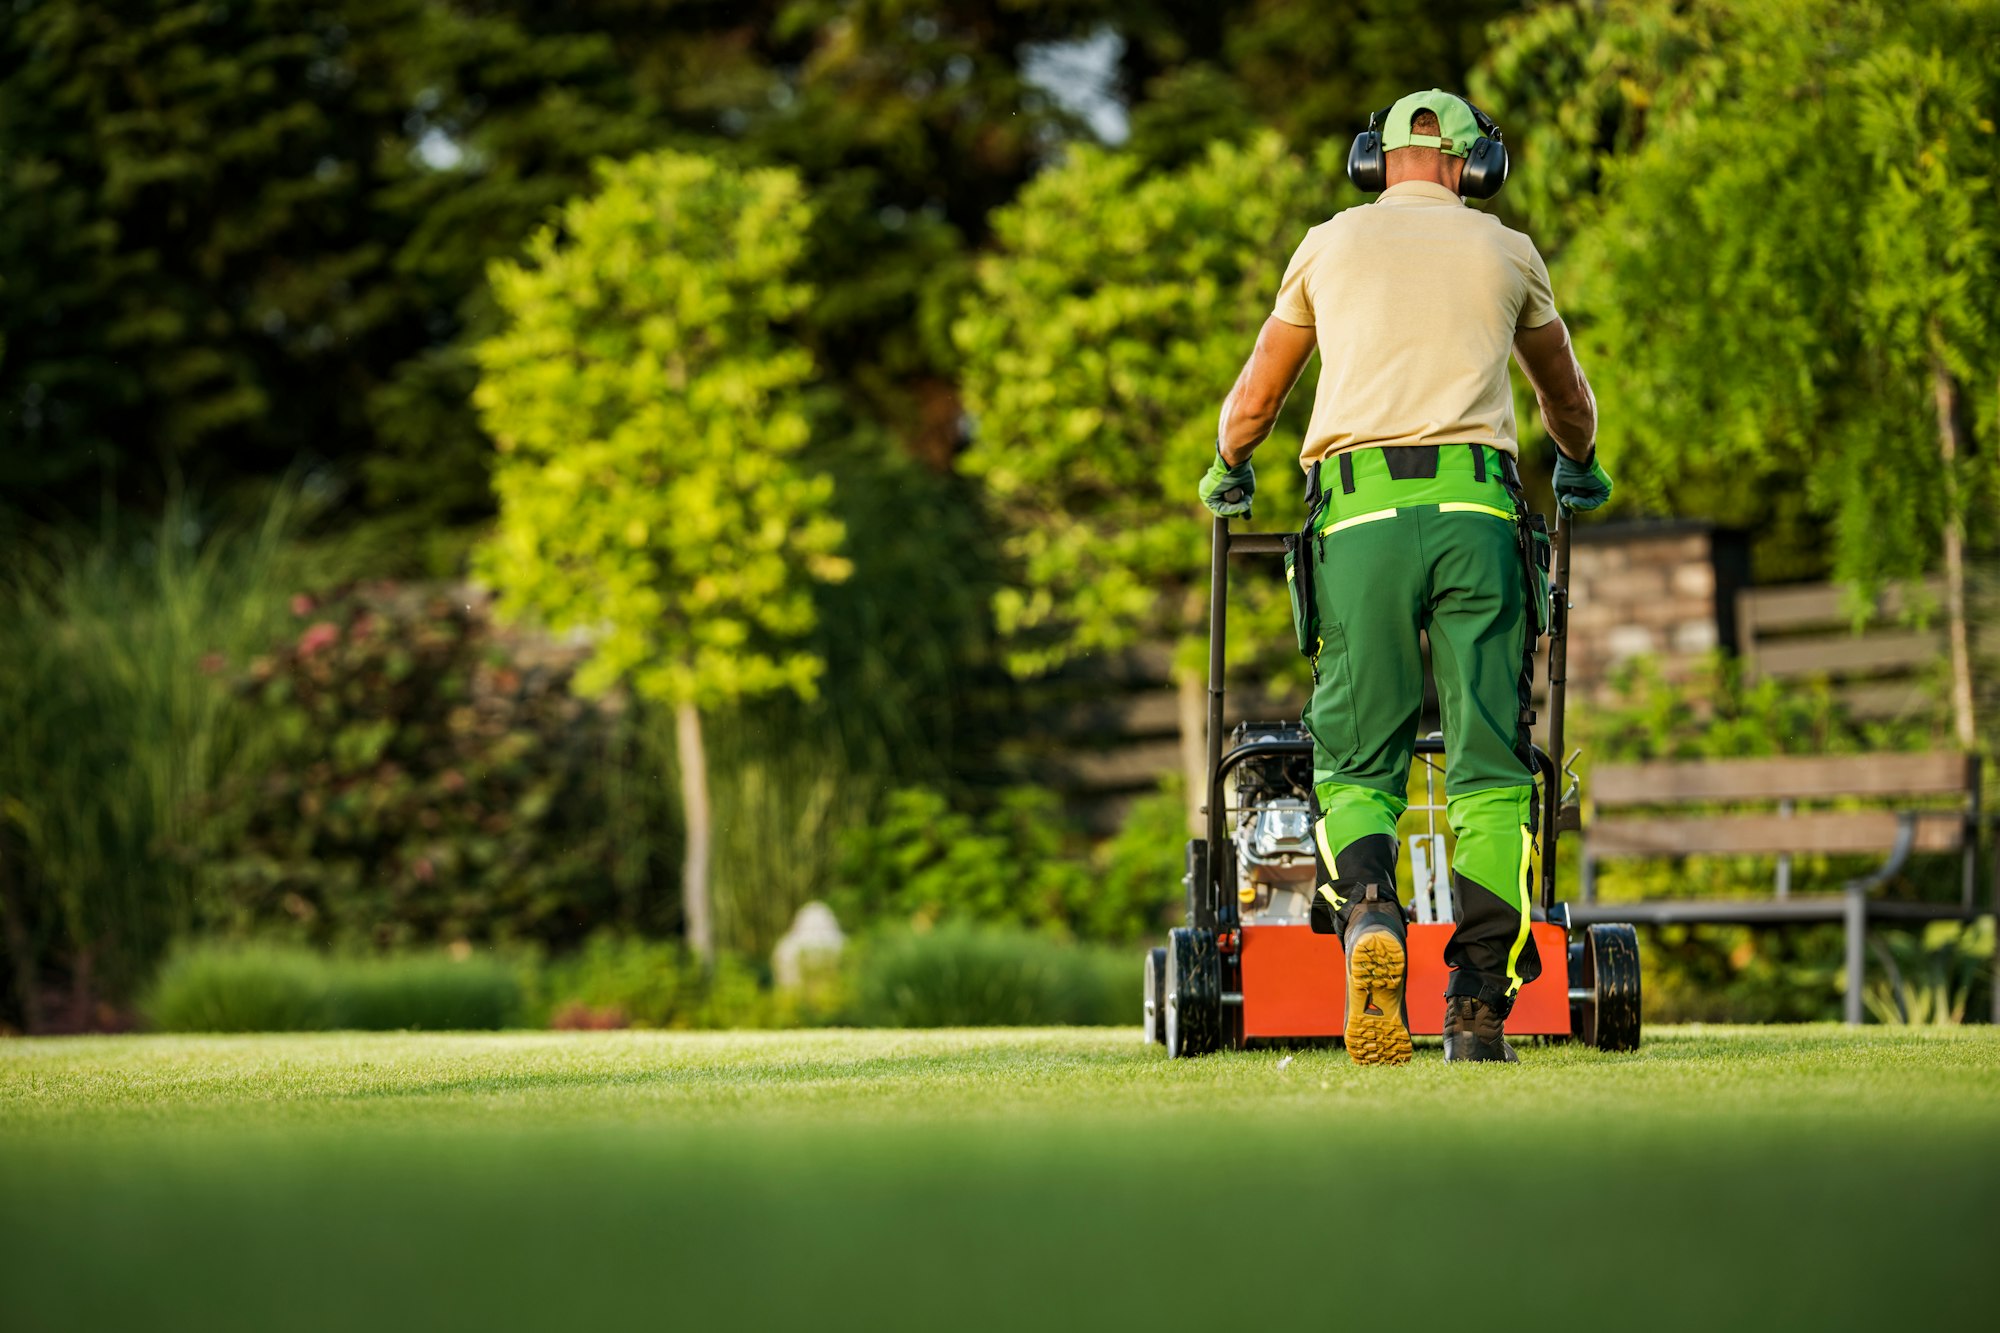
top-left (185, 583), bottom-right (677, 952)
top-left (832, 782), bottom-right (1185, 941)
top-left (0, 1), bottom-right (680, 533)
top-left (141, 940), bottom-right (522, 1032)
top-left (956, 134), bottom-right (1316, 677)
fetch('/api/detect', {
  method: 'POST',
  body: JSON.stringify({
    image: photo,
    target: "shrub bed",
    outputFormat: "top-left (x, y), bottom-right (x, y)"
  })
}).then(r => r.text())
top-left (185, 583), bottom-right (678, 954)
top-left (140, 927), bottom-right (1139, 1033)
top-left (143, 942), bottom-right (523, 1032)
top-left (846, 923), bottom-right (1129, 1028)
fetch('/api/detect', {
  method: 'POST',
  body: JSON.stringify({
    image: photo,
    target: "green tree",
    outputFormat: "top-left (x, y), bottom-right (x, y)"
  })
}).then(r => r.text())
top-left (1115, 1), bottom-right (1525, 166)
top-left (1481, 0), bottom-right (2000, 747)
top-left (0, 0), bottom-right (662, 527)
top-left (955, 134), bottom-right (1322, 826)
top-left (475, 150), bottom-right (850, 960)
top-left (0, 1), bottom-right (421, 504)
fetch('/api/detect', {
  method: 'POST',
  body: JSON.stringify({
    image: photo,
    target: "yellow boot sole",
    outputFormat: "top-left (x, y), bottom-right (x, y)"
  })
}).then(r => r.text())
top-left (1345, 931), bottom-right (1412, 1066)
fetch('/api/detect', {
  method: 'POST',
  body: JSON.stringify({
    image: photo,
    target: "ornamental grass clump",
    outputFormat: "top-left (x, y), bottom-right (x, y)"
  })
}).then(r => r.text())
top-left (0, 495), bottom-right (296, 1030)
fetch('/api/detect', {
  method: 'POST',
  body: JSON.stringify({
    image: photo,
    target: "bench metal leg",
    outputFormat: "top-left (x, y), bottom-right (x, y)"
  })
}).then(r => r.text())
top-left (1843, 883), bottom-right (1866, 1026)
top-left (1837, 813), bottom-right (1919, 1027)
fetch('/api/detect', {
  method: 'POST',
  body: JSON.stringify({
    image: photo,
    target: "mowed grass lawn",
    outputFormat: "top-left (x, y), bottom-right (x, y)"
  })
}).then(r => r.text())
top-left (3, 1027), bottom-right (1997, 1332)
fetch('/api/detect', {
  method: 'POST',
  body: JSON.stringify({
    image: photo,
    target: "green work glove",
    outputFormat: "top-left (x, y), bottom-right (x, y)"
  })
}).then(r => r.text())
top-left (1553, 449), bottom-right (1614, 512)
top-left (1199, 450), bottom-right (1256, 519)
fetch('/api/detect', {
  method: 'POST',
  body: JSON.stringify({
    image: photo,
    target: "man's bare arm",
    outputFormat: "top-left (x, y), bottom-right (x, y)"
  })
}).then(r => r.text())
top-left (1512, 318), bottom-right (1597, 460)
top-left (1218, 317), bottom-right (1318, 465)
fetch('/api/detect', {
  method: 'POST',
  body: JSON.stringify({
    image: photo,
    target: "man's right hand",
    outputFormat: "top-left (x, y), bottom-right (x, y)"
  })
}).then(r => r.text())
top-left (1553, 449), bottom-right (1613, 511)
top-left (1199, 452), bottom-right (1257, 519)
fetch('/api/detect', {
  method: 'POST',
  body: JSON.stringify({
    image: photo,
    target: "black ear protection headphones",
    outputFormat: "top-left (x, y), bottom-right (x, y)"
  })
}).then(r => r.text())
top-left (1345, 95), bottom-right (1509, 200)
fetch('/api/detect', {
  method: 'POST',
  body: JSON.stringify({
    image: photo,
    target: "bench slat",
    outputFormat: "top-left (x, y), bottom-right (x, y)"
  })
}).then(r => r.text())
top-left (1570, 899), bottom-right (1972, 925)
top-left (1589, 810), bottom-right (1964, 859)
top-left (1753, 630), bottom-right (1944, 679)
top-left (1593, 752), bottom-right (1972, 807)
top-left (1736, 580), bottom-right (1944, 634)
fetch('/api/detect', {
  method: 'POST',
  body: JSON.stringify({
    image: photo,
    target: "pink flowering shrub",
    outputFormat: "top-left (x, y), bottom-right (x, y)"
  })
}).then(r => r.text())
top-left (186, 583), bottom-right (677, 951)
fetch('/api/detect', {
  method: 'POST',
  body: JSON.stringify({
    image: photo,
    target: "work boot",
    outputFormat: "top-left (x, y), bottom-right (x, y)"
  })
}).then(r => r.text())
top-left (1442, 995), bottom-right (1517, 1064)
top-left (1341, 885), bottom-right (1411, 1066)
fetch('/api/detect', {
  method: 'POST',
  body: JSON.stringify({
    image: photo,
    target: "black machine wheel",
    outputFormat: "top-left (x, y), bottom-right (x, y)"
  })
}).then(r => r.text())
top-left (1143, 946), bottom-right (1167, 1045)
top-left (1571, 923), bottom-right (1642, 1051)
top-left (1164, 927), bottom-right (1221, 1058)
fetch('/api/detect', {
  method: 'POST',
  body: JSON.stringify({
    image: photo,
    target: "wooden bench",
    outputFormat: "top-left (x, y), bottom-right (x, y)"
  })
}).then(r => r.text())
top-left (1736, 580), bottom-right (1946, 718)
top-left (1574, 752), bottom-right (1987, 1023)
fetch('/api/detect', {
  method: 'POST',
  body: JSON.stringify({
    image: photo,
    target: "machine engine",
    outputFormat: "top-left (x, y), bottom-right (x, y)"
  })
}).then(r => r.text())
top-left (1226, 721), bottom-right (1318, 923)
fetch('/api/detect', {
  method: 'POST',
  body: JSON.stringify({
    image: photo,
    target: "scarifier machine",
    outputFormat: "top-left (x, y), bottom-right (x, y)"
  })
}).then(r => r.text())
top-left (1141, 511), bottom-right (1641, 1057)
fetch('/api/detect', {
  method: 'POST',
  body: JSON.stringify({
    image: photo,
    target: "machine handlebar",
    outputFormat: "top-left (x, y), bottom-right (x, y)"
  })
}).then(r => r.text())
top-left (1207, 503), bottom-right (1577, 913)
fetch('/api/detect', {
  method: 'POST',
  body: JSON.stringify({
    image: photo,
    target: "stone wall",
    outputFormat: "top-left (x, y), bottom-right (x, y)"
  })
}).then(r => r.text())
top-left (1550, 521), bottom-right (1748, 699)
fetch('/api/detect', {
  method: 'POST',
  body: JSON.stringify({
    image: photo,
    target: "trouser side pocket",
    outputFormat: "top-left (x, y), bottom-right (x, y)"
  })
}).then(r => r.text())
top-left (1517, 514), bottom-right (1552, 640)
top-left (1283, 531), bottom-right (1320, 662)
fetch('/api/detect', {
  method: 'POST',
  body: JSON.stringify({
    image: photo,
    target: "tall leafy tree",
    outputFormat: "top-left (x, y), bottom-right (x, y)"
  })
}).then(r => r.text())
top-left (475, 150), bottom-right (850, 960)
top-left (0, 1), bottom-right (421, 505)
top-left (1849, 37), bottom-right (1998, 749)
top-left (0, 0), bottom-right (665, 526)
top-left (1114, 0), bottom-right (1525, 166)
top-left (1480, 0), bottom-right (1999, 746)
top-left (955, 134), bottom-right (1322, 825)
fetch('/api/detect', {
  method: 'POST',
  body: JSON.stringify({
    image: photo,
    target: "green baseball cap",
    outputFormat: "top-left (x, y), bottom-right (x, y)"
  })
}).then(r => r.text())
top-left (1382, 89), bottom-right (1481, 158)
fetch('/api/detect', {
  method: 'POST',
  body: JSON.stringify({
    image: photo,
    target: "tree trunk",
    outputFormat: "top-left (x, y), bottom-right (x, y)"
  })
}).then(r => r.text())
top-left (1175, 665), bottom-right (1207, 836)
top-left (0, 847), bottom-right (43, 1034)
top-left (1930, 359), bottom-right (1977, 752)
top-left (675, 700), bottom-right (715, 963)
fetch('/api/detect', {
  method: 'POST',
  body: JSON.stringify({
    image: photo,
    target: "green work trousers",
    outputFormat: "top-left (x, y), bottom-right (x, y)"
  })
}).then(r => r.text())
top-left (1295, 444), bottom-right (1543, 1011)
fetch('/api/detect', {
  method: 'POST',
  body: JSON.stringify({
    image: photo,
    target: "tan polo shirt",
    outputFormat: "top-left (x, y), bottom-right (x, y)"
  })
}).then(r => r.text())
top-left (1272, 180), bottom-right (1558, 466)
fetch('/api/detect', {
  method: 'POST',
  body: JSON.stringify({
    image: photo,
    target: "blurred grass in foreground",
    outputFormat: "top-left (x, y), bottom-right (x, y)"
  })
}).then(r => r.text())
top-left (1, 1027), bottom-right (1995, 1332)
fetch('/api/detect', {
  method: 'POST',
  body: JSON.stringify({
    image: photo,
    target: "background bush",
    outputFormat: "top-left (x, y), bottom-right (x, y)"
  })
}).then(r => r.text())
top-left (529, 933), bottom-right (826, 1031)
top-left (831, 781), bottom-right (1184, 943)
top-left (847, 923), bottom-right (1129, 1028)
top-left (331, 951), bottom-right (525, 1032)
top-left (184, 583), bottom-right (680, 954)
top-left (143, 942), bottom-right (523, 1033)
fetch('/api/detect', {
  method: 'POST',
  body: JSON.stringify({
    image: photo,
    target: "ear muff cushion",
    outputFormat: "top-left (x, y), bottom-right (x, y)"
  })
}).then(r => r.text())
top-left (1346, 131), bottom-right (1386, 193)
top-left (1458, 137), bottom-right (1509, 199)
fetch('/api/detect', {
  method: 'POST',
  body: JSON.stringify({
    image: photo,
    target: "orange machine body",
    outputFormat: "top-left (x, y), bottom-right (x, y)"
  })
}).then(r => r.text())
top-left (1239, 922), bottom-right (1571, 1037)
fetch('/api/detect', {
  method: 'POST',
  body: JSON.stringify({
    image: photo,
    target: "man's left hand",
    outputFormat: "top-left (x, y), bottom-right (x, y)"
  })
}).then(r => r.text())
top-left (1200, 452), bottom-right (1256, 519)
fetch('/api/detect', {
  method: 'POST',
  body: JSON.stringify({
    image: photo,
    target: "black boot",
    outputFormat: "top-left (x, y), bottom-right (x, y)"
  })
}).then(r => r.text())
top-left (1341, 884), bottom-right (1410, 1066)
top-left (1442, 995), bottom-right (1517, 1064)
